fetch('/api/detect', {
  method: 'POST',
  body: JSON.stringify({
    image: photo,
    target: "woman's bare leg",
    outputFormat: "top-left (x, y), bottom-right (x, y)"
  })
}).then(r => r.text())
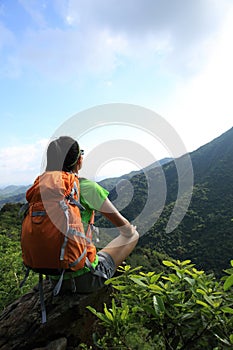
top-left (100, 230), bottom-right (139, 267)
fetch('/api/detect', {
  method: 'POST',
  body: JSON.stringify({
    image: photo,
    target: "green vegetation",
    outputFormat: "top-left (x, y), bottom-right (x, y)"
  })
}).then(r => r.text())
top-left (86, 260), bottom-right (233, 349)
top-left (140, 182), bottom-right (233, 277)
top-left (99, 127), bottom-right (233, 277)
top-left (0, 203), bottom-right (37, 312)
top-left (0, 200), bottom-right (233, 349)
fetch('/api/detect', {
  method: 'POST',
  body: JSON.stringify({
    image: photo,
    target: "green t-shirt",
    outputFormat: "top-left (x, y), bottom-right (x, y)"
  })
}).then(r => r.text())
top-left (79, 178), bottom-right (109, 223)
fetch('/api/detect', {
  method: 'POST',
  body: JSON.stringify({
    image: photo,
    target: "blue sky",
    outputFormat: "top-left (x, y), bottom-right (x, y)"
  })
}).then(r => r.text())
top-left (0, 0), bottom-right (233, 186)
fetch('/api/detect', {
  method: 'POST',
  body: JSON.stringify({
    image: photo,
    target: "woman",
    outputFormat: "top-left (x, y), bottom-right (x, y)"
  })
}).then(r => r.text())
top-left (45, 136), bottom-right (139, 293)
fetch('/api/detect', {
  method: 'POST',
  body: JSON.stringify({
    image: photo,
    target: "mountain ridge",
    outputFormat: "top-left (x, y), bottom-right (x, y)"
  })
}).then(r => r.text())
top-left (0, 157), bottom-right (172, 207)
top-left (0, 185), bottom-right (30, 208)
top-left (138, 126), bottom-right (233, 275)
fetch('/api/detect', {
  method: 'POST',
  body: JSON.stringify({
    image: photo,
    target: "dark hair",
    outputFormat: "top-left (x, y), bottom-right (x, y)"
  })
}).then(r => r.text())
top-left (46, 136), bottom-right (80, 172)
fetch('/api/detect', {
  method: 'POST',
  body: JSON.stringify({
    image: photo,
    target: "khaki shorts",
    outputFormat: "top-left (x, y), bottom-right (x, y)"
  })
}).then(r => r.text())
top-left (55, 251), bottom-right (116, 294)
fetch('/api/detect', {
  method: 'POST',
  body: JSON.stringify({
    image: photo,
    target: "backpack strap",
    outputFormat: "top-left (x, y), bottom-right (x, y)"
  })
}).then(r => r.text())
top-left (38, 273), bottom-right (47, 324)
top-left (53, 181), bottom-right (87, 296)
top-left (59, 199), bottom-right (69, 263)
top-left (19, 266), bottom-right (30, 288)
top-left (86, 210), bottom-right (100, 243)
top-left (21, 270), bottom-right (47, 323)
top-left (51, 199), bottom-right (70, 296)
top-left (86, 210), bottom-right (95, 239)
top-left (66, 180), bottom-right (86, 211)
top-left (70, 277), bottom-right (77, 293)
top-left (53, 269), bottom-right (65, 296)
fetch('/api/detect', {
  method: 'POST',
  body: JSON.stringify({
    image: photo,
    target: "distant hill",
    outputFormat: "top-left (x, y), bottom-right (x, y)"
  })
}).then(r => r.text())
top-left (0, 185), bottom-right (30, 208)
top-left (0, 158), bottom-right (172, 207)
top-left (99, 157), bottom-right (172, 191)
top-left (137, 127), bottom-right (233, 276)
top-left (0, 193), bottom-right (27, 208)
top-left (95, 128), bottom-right (233, 276)
top-left (0, 185), bottom-right (30, 198)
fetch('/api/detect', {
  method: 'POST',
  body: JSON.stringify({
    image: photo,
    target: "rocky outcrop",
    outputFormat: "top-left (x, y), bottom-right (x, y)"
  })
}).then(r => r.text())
top-left (0, 279), bottom-right (112, 350)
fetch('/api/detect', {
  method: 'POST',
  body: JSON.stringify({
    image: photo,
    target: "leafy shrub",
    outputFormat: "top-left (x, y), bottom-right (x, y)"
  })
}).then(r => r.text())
top-left (0, 233), bottom-right (37, 312)
top-left (87, 260), bottom-right (233, 349)
top-left (0, 203), bottom-right (37, 312)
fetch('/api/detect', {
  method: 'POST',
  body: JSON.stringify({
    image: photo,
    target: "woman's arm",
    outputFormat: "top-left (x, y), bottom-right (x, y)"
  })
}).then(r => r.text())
top-left (100, 198), bottom-right (136, 237)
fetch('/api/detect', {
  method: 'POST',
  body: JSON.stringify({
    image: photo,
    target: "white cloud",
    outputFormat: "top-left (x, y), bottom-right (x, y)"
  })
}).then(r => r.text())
top-left (66, 0), bottom-right (222, 37)
top-left (62, 0), bottom-right (232, 74)
top-left (65, 15), bottom-right (76, 26)
top-left (1, 0), bottom-right (232, 81)
top-left (0, 139), bottom-right (48, 186)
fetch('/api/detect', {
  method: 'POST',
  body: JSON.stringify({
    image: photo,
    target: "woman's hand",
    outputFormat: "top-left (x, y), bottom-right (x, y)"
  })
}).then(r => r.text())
top-left (119, 223), bottom-right (137, 238)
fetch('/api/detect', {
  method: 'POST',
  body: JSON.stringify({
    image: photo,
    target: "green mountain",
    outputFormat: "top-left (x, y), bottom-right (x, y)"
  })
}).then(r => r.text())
top-left (106, 128), bottom-right (233, 275)
top-left (0, 159), bottom-right (172, 208)
top-left (99, 157), bottom-right (172, 192)
top-left (0, 185), bottom-right (30, 198)
top-left (0, 185), bottom-right (30, 208)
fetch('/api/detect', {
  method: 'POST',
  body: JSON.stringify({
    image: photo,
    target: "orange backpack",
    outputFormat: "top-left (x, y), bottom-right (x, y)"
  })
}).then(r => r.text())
top-left (21, 171), bottom-right (96, 272)
top-left (20, 171), bottom-right (97, 322)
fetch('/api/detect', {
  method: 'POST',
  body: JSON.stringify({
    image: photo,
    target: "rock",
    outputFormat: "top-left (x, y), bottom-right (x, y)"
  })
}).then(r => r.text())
top-left (0, 279), bottom-right (112, 350)
top-left (32, 337), bottom-right (67, 350)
